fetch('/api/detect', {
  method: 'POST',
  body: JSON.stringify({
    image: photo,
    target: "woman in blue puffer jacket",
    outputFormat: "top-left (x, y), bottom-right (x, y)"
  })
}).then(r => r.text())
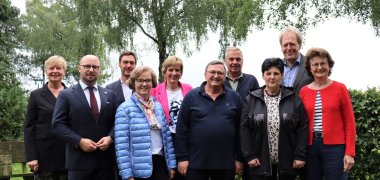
top-left (114, 66), bottom-right (176, 180)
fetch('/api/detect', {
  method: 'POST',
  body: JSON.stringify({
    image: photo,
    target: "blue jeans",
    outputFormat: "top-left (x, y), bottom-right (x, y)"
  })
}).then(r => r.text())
top-left (306, 137), bottom-right (348, 180)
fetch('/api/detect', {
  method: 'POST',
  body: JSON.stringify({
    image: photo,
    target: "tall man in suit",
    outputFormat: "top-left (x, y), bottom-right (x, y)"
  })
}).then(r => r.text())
top-left (52, 55), bottom-right (118, 180)
top-left (280, 27), bottom-right (313, 180)
top-left (223, 47), bottom-right (259, 180)
top-left (280, 27), bottom-right (313, 95)
top-left (106, 50), bottom-right (137, 105)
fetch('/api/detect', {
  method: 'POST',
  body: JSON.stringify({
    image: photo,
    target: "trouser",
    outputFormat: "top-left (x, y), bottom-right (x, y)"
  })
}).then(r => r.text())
top-left (34, 172), bottom-right (67, 180)
top-left (68, 168), bottom-right (114, 180)
top-left (306, 136), bottom-right (348, 180)
top-left (135, 155), bottom-right (169, 180)
top-left (186, 168), bottom-right (235, 180)
top-left (250, 164), bottom-right (296, 180)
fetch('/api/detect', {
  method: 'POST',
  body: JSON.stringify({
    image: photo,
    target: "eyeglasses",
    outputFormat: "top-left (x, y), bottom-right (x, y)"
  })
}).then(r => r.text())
top-left (311, 61), bottom-right (328, 68)
top-left (207, 71), bottom-right (225, 76)
top-left (80, 64), bottom-right (100, 70)
top-left (136, 79), bottom-right (152, 84)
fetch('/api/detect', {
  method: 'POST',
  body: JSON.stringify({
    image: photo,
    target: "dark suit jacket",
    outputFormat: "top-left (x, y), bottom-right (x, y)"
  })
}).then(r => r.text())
top-left (24, 83), bottom-right (66, 172)
top-left (291, 54), bottom-right (314, 95)
top-left (224, 73), bottom-right (260, 100)
top-left (284, 53), bottom-right (314, 95)
top-left (105, 80), bottom-right (125, 106)
top-left (52, 83), bottom-right (118, 170)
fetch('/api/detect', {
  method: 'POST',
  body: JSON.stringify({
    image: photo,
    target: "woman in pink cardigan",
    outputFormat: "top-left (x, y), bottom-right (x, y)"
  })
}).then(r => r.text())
top-left (299, 48), bottom-right (356, 180)
top-left (150, 55), bottom-right (192, 180)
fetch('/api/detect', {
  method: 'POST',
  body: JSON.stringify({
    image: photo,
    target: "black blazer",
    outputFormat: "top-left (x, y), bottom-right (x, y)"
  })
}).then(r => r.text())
top-left (24, 83), bottom-right (66, 172)
top-left (106, 80), bottom-right (125, 106)
top-left (285, 54), bottom-right (314, 95)
top-left (51, 83), bottom-right (118, 170)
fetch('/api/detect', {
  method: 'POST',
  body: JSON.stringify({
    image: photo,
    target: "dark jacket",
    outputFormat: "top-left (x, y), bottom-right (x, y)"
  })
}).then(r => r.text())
top-left (24, 83), bottom-right (66, 172)
top-left (240, 86), bottom-right (308, 176)
top-left (175, 82), bottom-right (242, 169)
top-left (105, 80), bottom-right (125, 106)
top-left (225, 73), bottom-right (260, 100)
top-left (287, 54), bottom-right (314, 95)
top-left (52, 83), bottom-right (118, 170)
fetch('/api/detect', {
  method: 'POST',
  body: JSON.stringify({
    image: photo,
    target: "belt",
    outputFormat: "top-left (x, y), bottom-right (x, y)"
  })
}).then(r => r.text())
top-left (313, 132), bottom-right (323, 138)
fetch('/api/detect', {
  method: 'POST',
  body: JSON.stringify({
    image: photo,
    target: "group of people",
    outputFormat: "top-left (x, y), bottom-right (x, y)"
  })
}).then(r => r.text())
top-left (24, 27), bottom-right (356, 180)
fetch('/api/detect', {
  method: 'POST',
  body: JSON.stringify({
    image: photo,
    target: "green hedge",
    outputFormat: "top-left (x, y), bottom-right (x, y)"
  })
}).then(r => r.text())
top-left (350, 88), bottom-right (380, 179)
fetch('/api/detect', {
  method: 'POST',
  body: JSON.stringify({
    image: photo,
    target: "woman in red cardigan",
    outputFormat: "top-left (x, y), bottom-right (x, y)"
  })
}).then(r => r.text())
top-left (299, 48), bottom-right (356, 180)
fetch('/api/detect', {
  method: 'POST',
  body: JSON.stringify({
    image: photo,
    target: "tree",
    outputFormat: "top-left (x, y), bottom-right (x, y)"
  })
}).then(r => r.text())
top-left (0, 0), bottom-right (27, 140)
top-left (20, 0), bottom-right (112, 85)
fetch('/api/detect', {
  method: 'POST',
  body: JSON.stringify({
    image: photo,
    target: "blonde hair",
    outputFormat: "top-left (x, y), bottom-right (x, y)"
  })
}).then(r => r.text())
top-left (44, 55), bottom-right (67, 71)
top-left (161, 55), bottom-right (183, 77)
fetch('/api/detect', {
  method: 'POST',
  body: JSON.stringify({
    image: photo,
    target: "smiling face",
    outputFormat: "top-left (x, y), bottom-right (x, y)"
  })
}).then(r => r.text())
top-left (225, 49), bottom-right (243, 75)
top-left (205, 64), bottom-right (226, 89)
top-left (281, 32), bottom-right (301, 64)
top-left (119, 55), bottom-right (136, 80)
top-left (134, 70), bottom-right (153, 100)
top-left (78, 55), bottom-right (101, 86)
top-left (309, 56), bottom-right (330, 79)
top-left (164, 64), bottom-right (182, 85)
top-left (262, 66), bottom-right (283, 90)
top-left (46, 64), bottom-right (65, 83)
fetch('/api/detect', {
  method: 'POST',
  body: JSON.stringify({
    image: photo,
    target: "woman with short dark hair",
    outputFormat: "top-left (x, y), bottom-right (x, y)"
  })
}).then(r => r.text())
top-left (240, 57), bottom-right (308, 180)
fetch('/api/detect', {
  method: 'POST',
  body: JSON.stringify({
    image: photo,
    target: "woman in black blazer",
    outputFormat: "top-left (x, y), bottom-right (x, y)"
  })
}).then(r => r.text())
top-left (24, 55), bottom-right (68, 180)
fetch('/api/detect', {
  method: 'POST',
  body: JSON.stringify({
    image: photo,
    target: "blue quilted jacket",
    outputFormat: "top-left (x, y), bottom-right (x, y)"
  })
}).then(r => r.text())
top-left (114, 95), bottom-right (176, 179)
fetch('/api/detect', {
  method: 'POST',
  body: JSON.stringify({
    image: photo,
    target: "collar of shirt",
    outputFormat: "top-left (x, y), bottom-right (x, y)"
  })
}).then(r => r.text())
top-left (79, 80), bottom-right (98, 90)
top-left (226, 72), bottom-right (243, 81)
top-left (284, 55), bottom-right (301, 68)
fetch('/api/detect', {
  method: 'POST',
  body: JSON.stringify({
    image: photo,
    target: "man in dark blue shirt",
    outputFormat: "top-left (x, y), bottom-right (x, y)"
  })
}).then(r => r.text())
top-left (175, 60), bottom-right (243, 180)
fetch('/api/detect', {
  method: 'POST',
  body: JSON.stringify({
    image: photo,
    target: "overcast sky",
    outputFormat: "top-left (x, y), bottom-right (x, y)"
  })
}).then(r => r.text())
top-left (12, 0), bottom-right (380, 90)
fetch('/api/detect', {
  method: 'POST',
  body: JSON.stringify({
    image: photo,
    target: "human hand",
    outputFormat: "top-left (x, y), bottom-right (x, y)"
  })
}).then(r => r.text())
top-left (292, 160), bottom-right (305, 169)
top-left (343, 155), bottom-right (355, 172)
top-left (235, 161), bottom-right (243, 175)
top-left (169, 169), bottom-right (175, 179)
top-left (248, 158), bottom-right (261, 168)
top-left (79, 138), bottom-right (97, 152)
top-left (26, 160), bottom-right (39, 172)
top-left (127, 178), bottom-right (134, 180)
top-left (178, 161), bottom-right (189, 176)
top-left (96, 136), bottom-right (113, 151)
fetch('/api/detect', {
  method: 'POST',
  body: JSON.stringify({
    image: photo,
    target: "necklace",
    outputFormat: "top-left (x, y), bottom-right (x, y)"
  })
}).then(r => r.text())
top-left (264, 89), bottom-right (280, 97)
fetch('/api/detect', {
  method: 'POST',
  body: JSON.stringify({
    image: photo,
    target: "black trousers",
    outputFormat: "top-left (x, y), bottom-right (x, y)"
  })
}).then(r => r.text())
top-left (135, 155), bottom-right (169, 180)
top-left (251, 164), bottom-right (295, 180)
top-left (68, 168), bottom-right (114, 180)
top-left (186, 168), bottom-right (235, 180)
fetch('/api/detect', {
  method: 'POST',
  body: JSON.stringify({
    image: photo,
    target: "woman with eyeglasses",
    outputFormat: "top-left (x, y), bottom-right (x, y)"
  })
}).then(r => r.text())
top-left (299, 48), bottom-right (356, 180)
top-left (240, 57), bottom-right (308, 180)
top-left (114, 66), bottom-right (176, 180)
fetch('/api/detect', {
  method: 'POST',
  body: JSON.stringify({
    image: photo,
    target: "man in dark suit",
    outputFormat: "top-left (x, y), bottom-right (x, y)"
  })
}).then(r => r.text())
top-left (280, 27), bottom-right (313, 95)
top-left (106, 50), bottom-right (137, 105)
top-left (52, 55), bottom-right (118, 180)
top-left (279, 27), bottom-right (313, 180)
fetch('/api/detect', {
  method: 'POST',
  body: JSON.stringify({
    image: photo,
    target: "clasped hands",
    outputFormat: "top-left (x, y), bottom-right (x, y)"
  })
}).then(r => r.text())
top-left (79, 136), bottom-right (113, 152)
top-left (248, 158), bottom-right (305, 169)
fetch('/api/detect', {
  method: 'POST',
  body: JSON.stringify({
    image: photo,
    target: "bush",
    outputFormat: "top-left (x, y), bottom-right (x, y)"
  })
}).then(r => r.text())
top-left (350, 88), bottom-right (380, 179)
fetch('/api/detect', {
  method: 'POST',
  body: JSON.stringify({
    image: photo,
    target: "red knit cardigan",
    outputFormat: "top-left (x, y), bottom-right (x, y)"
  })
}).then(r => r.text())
top-left (299, 81), bottom-right (356, 156)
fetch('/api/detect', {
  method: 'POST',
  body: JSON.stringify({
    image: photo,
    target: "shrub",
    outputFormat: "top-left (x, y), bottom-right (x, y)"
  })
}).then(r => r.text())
top-left (350, 88), bottom-right (380, 179)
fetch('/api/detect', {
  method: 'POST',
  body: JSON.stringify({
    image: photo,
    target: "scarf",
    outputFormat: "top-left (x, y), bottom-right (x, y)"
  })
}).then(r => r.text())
top-left (134, 93), bottom-right (161, 130)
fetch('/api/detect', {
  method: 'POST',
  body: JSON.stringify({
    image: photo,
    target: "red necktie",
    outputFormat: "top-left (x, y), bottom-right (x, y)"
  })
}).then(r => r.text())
top-left (88, 86), bottom-right (99, 120)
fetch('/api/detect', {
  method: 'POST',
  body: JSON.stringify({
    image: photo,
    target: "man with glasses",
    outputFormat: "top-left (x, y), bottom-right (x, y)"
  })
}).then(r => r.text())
top-left (280, 27), bottom-right (313, 95)
top-left (52, 55), bottom-right (119, 180)
top-left (175, 60), bottom-right (243, 180)
top-left (106, 50), bottom-right (137, 106)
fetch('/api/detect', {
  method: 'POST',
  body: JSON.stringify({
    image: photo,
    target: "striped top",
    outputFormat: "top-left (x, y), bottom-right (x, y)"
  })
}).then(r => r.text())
top-left (313, 91), bottom-right (323, 132)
